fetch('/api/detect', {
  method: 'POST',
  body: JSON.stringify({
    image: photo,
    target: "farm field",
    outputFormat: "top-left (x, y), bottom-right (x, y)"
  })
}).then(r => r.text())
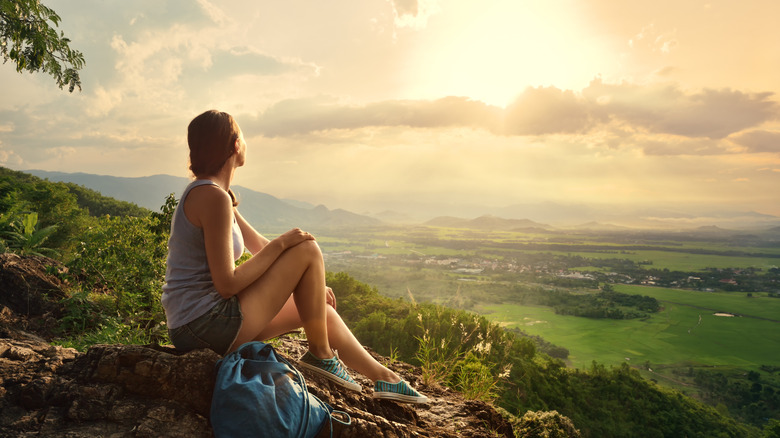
top-left (482, 285), bottom-right (780, 371)
top-left (318, 225), bottom-right (780, 272)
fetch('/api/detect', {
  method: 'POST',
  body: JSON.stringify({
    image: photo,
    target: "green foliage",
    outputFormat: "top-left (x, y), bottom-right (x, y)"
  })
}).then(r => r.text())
top-left (512, 410), bottom-right (581, 438)
top-left (64, 182), bottom-right (150, 217)
top-left (507, 284), bottom-right (660, 320)
top-left (455, 351), bottom-right (507, 402)
top-left (56, 316), bottom-right (153, 350)
top-left (58, 289), bottom-right (105, 333)
top-left (765, 419), bottom-right (780, 438)
top-left (0, 167), bottom-right (90, 253)
top-left (525, 362), bottom-right (759, 438)
top-left (0, 167), bottom-right (155, 256)
top-left (693, 367), bottom-right (780, 428)
top-left (60, 195), bottom-right (176, 348)
top-left (148, 193), bottom-right (176, 234)
top-left (0, 0), bottom-right (85, 91)
top-left (0, 168), bottom-right (176, 349)
top-left (3, 211), bottom-right (59, 257)
top-left (329, 271), bottom-right (528, 403)
top-left (65, 212), bottom-right (169, 346)
top-left (414, 322), bottom-right (463, 387)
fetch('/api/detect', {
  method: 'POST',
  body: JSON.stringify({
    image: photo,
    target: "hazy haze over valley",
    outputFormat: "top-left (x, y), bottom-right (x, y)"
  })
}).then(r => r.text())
top-left (26, 170), bottom-right (780, 232)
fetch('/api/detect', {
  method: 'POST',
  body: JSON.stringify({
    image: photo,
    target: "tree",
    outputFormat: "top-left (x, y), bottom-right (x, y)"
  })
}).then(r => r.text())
top-left (0, 0), bottom-right (84, 91)
top-left (765, 419), bottom-right (780, 438)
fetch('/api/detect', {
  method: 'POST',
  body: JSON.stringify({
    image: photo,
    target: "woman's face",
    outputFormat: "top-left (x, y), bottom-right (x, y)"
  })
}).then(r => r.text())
top-left (235, 130), bottom-right (247, 168)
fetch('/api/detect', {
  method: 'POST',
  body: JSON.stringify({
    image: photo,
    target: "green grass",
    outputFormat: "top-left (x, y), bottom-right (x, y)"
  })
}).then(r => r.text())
top-left (482, 285), bottom-right (780, 371)
top-left (320, 226), bottom-right (780, 272)
top-left (617, 285), bottom-right (780, 320)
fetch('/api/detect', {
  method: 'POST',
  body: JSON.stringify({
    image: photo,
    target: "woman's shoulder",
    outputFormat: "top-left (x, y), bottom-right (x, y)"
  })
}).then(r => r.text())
top-left (183, 182), bottom-right (233, 227)
top-left (188, 183), bottom-right (231, 205)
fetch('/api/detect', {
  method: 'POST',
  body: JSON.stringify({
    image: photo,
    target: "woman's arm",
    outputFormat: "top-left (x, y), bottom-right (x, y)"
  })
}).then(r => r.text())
top-left (234, 209), bottom-right (268, 255)
top-left (236, 204), bottom-right (338, 309)
top-left (186, 185), bottom-right (313, 299)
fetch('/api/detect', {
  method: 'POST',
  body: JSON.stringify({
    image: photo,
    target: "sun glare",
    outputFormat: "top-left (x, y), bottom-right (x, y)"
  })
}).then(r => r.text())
top-left (405, 1), bottom-right (600, 107)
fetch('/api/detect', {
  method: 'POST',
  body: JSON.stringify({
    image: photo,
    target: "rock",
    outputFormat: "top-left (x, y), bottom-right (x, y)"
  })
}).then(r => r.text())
top-left (0, 253), bottom-right (66, 339)
top-left (0, 253), bottom-right (66, 317)
top-left (0, 333), bottom-right (513, 437)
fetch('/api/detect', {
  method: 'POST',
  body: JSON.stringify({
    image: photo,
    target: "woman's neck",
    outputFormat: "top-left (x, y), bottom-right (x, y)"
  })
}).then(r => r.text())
top-left (201, 165), bottom-right (235, 193)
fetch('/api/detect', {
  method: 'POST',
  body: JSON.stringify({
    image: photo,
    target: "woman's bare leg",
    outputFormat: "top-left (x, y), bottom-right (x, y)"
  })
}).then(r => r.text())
top-left (324, 305), bottom-right (400, 383)
top-left (258, 295), bottom-right (401, 383)
top-left (231, 240), bottom-right (331, 358)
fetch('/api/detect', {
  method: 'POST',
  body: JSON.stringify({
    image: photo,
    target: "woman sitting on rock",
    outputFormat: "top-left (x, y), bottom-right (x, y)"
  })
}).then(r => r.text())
top-left (161, 109), bottom-right (427, 404)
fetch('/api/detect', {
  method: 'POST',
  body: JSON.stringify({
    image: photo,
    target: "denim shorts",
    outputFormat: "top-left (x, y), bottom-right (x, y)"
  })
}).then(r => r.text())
top-left (168, 295), bottom-right (243, 356)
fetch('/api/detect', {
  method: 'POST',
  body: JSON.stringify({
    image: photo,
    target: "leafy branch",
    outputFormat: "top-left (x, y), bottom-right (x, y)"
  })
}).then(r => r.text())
top-left (0, 0), bottom-right (85, 91)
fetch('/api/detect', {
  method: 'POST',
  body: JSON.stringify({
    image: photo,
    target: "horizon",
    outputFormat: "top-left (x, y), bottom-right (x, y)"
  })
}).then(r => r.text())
top-left (18, 167), bottom-right (780, 231)
top-left (1, 1), bottom-right (779, 220)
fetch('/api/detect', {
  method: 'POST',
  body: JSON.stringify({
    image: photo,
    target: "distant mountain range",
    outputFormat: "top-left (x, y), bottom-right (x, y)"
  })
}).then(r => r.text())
top-left (24, 170), bottom-right (780, 233)
top-left (425, 215), bottom-right (552, 232)
top-left (25, 170), bottom-right (379, 232)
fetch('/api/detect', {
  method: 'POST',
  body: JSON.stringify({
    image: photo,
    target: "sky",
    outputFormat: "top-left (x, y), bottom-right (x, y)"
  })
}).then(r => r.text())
top-left (1, 0), bottom-right (779, 223)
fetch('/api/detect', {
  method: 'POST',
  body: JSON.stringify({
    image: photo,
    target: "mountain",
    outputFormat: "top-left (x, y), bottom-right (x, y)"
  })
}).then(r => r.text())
top-left (494, 201), bottom-right (780, 230)
top-left (25, 171), bottom-right (185, 211)
top-left (570, 221), bottom-right (630, 232)
top-left (22, 170), bottom-right (780, 231)
top-left (425, 214), bottom-right (552, 231)
top-left (25, 170), bottom-right (380, 231)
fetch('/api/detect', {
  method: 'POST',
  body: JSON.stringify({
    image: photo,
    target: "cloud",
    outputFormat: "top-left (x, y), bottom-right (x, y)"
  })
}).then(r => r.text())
top-left (732, 130), bottom-right (780, 153)
top-left (200, 48), bottom-right (318, 78)
top-left (583, 79), bottom-right (778, 139)
top-left (246, 80), bottom-right (778, 147)
top-left (637, 137), bottom-right (729, 156)
top-left (249, 88), bottom-right (595, 138)
top-left (504, 86), bottom-right (599, 135)
top-left (249, 96), bottom-right (501, 137)
top-left (0, 147), bottom-right (23, 167)
top-left (86, 86), bottom-right (123, 117)
top-left (387, 0), bottom-right (440, 30)
top-left (628, 24), bottom-right (679, 54)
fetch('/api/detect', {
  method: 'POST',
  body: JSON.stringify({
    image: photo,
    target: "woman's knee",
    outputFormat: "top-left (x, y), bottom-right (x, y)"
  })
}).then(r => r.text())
top-left (289, 239), bottom-right (323, 262)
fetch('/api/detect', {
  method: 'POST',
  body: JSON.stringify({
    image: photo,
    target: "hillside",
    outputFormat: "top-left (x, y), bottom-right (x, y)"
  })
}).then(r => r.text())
top-left (0, 253), bottom-right (571, 438)
top-left (24, 169), bottom-right (380, 232)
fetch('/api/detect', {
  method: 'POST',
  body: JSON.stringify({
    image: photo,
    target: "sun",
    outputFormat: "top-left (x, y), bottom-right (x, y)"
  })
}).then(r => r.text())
top-left (401, 0), bottom-right (606, 107)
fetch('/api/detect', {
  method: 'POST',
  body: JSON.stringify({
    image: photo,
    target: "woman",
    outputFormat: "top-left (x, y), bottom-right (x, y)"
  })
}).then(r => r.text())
top-left (161, 110), bottom-right (427, 404)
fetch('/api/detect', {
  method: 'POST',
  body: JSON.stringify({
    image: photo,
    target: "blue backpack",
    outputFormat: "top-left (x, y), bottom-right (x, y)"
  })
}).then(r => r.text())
top-left (211, 341), bottom-right (351, 438)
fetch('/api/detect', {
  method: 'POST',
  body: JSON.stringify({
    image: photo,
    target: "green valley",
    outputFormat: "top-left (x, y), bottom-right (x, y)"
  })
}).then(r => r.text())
top-left (316, 223), bottom-right (780, 430)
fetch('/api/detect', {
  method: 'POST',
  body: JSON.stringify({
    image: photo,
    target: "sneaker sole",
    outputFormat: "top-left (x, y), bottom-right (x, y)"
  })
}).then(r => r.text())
top-left (296, 360), bottom-right (362, 392)
top-left (372, 392), bottom-right (430, 404)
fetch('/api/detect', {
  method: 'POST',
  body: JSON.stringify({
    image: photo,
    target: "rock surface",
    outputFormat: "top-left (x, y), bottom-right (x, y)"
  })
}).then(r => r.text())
top-left (0, 254), bottom-right (515, 437)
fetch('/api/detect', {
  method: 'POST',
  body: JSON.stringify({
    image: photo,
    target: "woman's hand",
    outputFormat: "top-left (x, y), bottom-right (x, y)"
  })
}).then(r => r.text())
top-left (276, 228), bottom-right (315, 251)
top-left (325, 286), bottom-right (336, 310)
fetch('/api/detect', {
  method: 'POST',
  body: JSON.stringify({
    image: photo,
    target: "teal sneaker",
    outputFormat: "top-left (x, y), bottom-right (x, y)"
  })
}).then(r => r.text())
top-left (297, 350), bottom-right (362, 392)
top-left (372, 380), bottom-right (429, 404)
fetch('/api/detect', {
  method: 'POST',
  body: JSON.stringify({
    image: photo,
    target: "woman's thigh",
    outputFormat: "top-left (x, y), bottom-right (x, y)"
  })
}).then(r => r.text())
top-left (232, 241), bottom-right (320, 347)
top-left (255, 295), bottom-right (304, 341)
